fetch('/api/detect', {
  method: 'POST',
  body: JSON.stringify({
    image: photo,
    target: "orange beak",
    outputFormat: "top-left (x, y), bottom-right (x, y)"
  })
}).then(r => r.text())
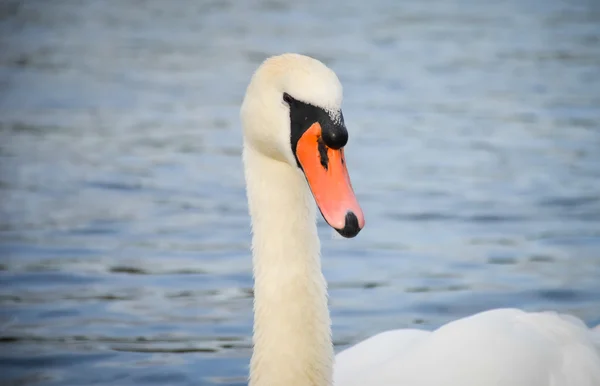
top-left (295, 122), bottom-right (365, 238)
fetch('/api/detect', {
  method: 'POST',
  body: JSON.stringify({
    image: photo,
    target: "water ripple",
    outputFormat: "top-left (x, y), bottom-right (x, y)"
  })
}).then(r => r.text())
top-left (1, 0), bottom-right (600, 385)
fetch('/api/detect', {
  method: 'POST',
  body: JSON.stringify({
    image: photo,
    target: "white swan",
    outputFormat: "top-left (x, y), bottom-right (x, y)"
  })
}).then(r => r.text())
top-left (240, 53), bottom-right (600, 386)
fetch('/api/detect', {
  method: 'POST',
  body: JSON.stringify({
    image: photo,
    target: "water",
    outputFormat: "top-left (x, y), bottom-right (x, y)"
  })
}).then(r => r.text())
top-left (1, 0), bottom-right (599, 384)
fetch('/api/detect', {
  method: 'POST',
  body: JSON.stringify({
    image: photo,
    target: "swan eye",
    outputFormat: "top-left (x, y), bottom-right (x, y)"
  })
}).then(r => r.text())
top-left (283, 92), bottom-right (293, 104)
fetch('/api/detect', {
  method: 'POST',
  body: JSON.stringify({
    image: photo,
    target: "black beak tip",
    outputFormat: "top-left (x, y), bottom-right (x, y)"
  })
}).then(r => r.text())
top-left (335, 211), bottom-right (361, 238)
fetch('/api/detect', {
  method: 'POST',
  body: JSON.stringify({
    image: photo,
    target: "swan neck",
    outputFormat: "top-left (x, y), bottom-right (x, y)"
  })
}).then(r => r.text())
top-left (244, 146), bottom-right (333, 386)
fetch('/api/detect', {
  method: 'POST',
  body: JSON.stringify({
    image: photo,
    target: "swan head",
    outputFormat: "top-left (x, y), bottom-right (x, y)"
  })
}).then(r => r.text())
top-left (241, 53), bottom-right (365, 238)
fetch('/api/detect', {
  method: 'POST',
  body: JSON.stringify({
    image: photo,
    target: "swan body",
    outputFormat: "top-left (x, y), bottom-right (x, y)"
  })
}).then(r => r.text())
top-left (240, 53), bottom-right (600, 386)
top-left (334, 308), bottom-right (600, 386)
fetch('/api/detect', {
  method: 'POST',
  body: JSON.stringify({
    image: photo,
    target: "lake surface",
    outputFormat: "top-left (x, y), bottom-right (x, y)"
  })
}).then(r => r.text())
top-left (1, 0), bottom-right (599, 385)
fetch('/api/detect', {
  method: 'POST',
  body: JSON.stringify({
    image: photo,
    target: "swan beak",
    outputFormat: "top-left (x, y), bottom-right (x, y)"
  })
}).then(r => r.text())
top-left (295, 122), bottom-right (365, 238)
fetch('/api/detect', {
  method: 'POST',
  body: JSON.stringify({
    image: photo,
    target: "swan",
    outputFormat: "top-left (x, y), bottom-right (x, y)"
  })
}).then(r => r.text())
top-left (240, 53), bottom-right (600, 386)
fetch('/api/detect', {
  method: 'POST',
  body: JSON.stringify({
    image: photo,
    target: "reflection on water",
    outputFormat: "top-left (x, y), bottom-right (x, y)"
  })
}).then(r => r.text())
top-left (1, 0), bottom-right (600, 384)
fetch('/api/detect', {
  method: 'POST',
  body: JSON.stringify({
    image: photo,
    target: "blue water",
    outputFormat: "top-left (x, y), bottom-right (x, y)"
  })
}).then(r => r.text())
top-left (1, 0), bottom-right (600, 384)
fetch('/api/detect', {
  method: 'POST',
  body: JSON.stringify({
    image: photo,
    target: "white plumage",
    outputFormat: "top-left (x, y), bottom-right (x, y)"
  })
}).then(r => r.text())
top-left (335, 308), bottom-right (600, 386)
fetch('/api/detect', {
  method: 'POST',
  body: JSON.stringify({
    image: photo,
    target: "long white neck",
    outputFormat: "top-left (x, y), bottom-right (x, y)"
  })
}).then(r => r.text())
top-left (244, 144), bottom-right (333, 386)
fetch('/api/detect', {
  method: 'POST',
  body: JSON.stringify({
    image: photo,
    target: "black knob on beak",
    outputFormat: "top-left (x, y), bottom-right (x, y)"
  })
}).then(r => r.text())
top-left (321, 123), bottom-right (348, 150)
